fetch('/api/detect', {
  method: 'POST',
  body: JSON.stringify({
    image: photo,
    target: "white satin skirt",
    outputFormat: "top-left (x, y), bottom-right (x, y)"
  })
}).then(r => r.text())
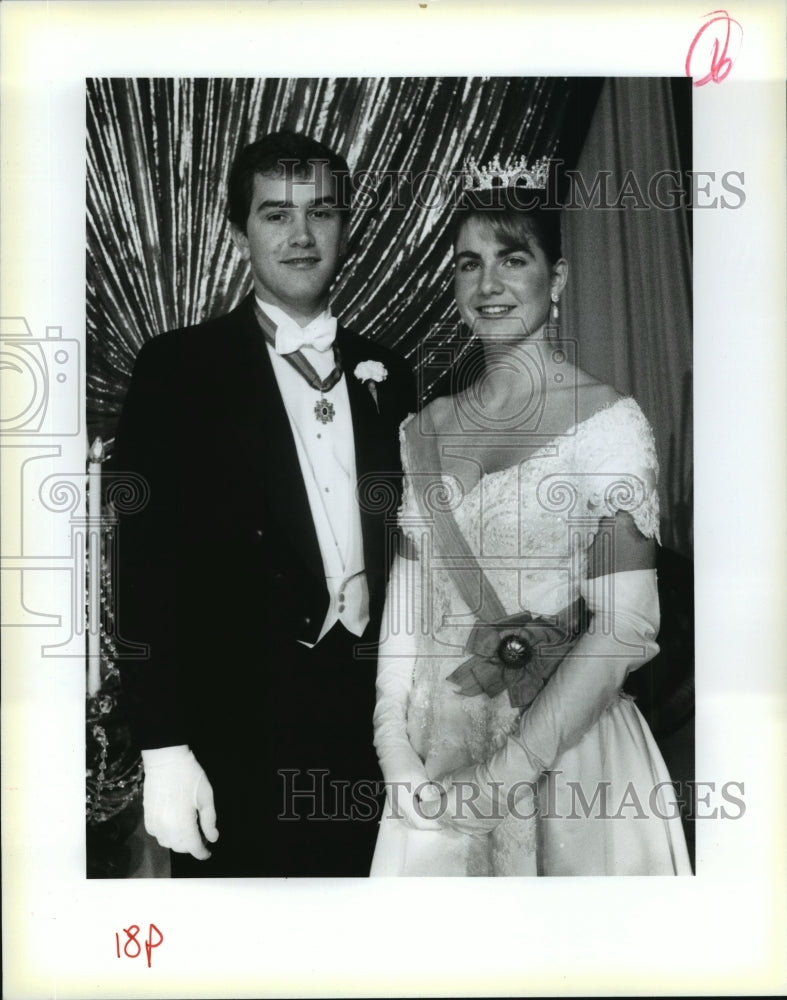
top-left (371, 696), bottom-right (692, 877)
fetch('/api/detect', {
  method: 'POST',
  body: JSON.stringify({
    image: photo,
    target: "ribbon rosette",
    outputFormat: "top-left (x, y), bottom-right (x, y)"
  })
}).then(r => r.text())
top-left (447, 601), bottom-right (585, 709)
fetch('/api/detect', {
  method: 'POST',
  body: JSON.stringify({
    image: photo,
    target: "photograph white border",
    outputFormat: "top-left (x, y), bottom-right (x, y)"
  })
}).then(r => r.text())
top-left (2, 1), bottom-right (785, 997)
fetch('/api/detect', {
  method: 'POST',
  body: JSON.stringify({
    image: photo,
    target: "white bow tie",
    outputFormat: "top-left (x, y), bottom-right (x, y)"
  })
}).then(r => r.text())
top-left (274, 314), bottom-right (337, 355)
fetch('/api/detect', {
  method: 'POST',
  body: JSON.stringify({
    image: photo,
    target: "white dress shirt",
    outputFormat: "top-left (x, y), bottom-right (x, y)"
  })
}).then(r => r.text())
top-left (257, 298), bottom-right (369, 643)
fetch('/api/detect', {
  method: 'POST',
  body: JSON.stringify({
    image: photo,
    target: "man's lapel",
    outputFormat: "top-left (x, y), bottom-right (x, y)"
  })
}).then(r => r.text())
top-left (227, 302), bottom-right (400, 584)
top-left (231, 296), bottom-right (324, 580)
top-left (338, 328), bottom-right (397, 579)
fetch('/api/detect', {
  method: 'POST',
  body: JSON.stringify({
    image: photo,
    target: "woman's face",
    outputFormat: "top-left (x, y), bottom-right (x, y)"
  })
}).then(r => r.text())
top-left (454, 215), bottom-right (567, 342)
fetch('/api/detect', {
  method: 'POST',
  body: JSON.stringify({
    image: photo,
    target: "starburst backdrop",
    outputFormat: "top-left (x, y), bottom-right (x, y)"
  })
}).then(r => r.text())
top-left (87, 76), bottom-right (600, 442)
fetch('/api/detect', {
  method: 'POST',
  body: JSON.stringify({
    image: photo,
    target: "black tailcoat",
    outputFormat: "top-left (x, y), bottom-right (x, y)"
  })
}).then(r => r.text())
top-left (111, 294), bottom-right (416, 875)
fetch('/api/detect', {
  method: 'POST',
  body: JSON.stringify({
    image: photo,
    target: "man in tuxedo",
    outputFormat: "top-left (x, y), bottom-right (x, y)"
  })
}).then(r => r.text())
top-left (113, 131), bottom-right (416, 877)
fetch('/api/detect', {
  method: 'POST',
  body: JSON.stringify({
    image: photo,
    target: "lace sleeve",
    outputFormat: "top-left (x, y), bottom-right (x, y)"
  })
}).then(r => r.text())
top-left (582, 398), bottom-right (661, 543)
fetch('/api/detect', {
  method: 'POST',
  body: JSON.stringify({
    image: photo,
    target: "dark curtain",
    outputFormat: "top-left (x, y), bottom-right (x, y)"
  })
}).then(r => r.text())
top-left (562, 78), bottom-right (693, 556)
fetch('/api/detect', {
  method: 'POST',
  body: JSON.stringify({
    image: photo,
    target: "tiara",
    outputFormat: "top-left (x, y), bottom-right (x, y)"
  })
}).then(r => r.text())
top-left (462, 154), bottom-right (550, 191)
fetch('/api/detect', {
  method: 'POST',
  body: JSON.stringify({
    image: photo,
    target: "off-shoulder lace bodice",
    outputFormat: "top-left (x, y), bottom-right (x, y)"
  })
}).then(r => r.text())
top-left (399, 395), bottom-right (661, 781)
top-left (373, 396), bottom-right (690, 877)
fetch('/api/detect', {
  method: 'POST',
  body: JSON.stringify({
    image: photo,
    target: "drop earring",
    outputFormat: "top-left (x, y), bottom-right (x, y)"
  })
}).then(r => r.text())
top-left (550, 293), bottom-right (560, 322)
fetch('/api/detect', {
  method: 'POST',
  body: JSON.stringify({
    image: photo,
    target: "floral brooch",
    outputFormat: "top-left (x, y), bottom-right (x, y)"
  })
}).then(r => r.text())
top-left (354, 361), bottom-right (388, 411)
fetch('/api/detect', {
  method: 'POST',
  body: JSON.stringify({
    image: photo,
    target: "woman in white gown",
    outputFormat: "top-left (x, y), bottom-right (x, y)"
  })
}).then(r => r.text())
top-left (371, 162), bottom-right (692, 876)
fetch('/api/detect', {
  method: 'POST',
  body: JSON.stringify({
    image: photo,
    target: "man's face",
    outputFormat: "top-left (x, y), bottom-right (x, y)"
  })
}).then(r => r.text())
top-left (232, 166), bottom-right (347, 325)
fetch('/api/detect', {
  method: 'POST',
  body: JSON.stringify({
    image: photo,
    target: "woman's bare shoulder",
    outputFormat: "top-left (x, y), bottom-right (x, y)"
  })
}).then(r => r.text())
top-left (420, 393), bottom-right (464, 435)
top-left (572, 370), bottom-right (622, 421)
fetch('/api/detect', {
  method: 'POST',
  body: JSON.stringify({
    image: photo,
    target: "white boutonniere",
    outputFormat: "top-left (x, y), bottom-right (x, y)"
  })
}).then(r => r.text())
top-left (354, 361), bottom-right (388, 412)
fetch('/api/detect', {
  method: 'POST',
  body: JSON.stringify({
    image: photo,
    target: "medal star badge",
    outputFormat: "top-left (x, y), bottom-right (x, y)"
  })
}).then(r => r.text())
top-left (314, 397), bottom-right (335, 424)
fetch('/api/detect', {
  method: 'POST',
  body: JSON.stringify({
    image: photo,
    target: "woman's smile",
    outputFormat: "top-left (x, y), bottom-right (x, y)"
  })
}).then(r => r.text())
top-left (474, 303), bottom-right (517, 317)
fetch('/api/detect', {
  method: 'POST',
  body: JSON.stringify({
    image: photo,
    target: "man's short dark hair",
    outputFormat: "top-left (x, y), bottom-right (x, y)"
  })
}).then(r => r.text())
top-left (227, 130), bottom-right (351, 231)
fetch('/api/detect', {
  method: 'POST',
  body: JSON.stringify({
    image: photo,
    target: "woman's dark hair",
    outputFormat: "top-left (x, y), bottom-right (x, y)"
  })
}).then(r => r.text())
top-left (227, 130), bottom-right (351, 231)
top-left (452, 187), bottom-right (563, 265)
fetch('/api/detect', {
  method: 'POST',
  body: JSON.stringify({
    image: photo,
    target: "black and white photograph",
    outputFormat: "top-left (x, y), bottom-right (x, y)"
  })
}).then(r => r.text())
top-left (85, 76), bottom-right (696, 881)
top-left (2, 2), bottom-right (785, 997)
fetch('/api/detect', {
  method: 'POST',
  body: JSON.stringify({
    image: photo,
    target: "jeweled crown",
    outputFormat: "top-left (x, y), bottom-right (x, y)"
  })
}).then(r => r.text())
top-left (463, 153), bottom-right (550, 192)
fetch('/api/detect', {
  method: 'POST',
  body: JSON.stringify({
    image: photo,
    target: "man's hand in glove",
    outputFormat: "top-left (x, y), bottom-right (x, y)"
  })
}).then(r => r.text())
top-left (141, 745), bottom-right (219, 860)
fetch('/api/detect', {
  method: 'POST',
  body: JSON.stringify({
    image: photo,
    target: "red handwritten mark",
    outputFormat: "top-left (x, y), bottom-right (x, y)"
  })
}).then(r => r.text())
top-left (115, 923), bottom-right (164, 968)
top-left (685, 9), bottom-right (743, 86)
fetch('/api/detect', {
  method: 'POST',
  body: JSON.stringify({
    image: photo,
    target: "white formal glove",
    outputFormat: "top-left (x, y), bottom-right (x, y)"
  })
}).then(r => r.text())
top-left (437, 568), bottom-right (661, 835)
top-left (374, 551), bottom-right (441, 831)
top-left (141, 744), bottom-right (219, 859)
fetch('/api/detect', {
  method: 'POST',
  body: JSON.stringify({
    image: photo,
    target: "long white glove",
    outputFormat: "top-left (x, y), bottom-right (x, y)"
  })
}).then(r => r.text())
top-left (374, 552), bottom-right (442, 830)
top-left (437, 568), bottom-right (661, 834)
top-left (141, 744), bottom-right (219, 859)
